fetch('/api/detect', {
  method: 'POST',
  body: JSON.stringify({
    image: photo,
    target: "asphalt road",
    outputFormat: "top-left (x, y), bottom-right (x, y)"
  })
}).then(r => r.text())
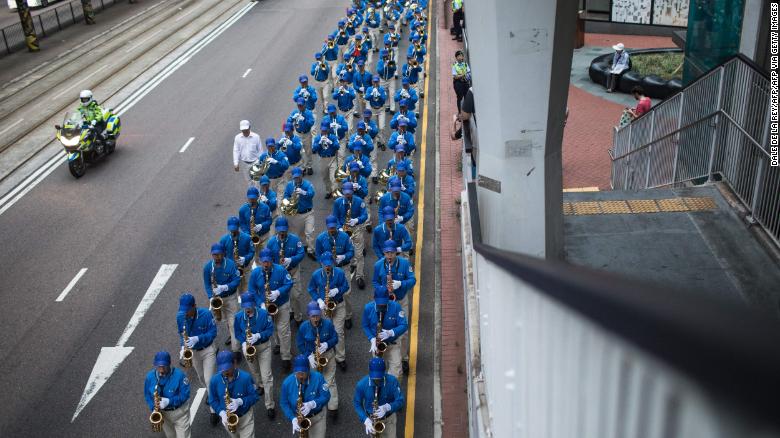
top-left (0, 0), bottom-right (437, 437)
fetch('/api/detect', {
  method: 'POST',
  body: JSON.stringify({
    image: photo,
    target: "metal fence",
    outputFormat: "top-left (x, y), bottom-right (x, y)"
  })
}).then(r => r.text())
top-left (610, 55), bottom-right (778, 246)
top-left (1, 0), bottom-right (121, 56)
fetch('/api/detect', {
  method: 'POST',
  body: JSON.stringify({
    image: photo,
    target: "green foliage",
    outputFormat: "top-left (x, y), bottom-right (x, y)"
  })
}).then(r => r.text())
top-left (631, 52), bottom-right (684, 81)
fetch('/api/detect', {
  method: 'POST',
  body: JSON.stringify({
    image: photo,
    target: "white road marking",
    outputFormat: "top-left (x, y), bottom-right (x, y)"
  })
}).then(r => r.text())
top-left (116, 264), bottom-right (178, 346)
top-left (125, 29), bottom-right (163, 53)
top-left (242, 68), bottom-right (252, 78)
top-left (174, 5), bottom-right (197, 22)
top-left (179, 137), bottom-right (195, 153)
top-left (189, 388), bottom-right (207, 424)
top-left (0, 118), bottom-right (24, 136)
top-left (51, 65), bottom-right (109, 100)
top-left (56, 268), bottom-right (88, 302)
top-left (0, 151), bottom-right (65, 217)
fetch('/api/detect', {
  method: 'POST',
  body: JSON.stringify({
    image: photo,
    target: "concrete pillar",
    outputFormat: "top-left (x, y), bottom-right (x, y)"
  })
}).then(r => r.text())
top-left (739, 0), bottom-right (770, 70)
top-left (466, 0), bottom-right (576, 259)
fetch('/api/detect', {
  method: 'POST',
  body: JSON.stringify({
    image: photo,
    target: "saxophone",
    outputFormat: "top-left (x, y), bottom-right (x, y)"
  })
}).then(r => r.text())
top-left (264, 269), bottom-right (278, 316)
top-left (210, 262), bottom-right (223, 322)
top-left (314, 325), bottom-right (328, 371)
top-left (224, 379), bottom-right (239, 433)
top-left (281, 182), bottom-right (300, 216)
top-left (371, 383), bottom-right (386, 436)
top-left (150, 381), bottom-right (163, 432)
top-left (324, 269), bottom-right (336, 317)
top-left (245, 314), bottom-right (256, 363)
top-left (181, 323), bottom-right (193, 368)
top-left (279, 237), bottom-right (286, 269)
top-left (343, 198), bottom-right (354, 237)
top-left (296, 382), bottom-right (312, 437)
top-left (249, 205), bottom-right (260, 244)
top-left (233, 235), bottom-right (244, 278)
top-left (376, 310), bottom-right (387, 357)
top-left (386, 260), bottom-right (397, 301)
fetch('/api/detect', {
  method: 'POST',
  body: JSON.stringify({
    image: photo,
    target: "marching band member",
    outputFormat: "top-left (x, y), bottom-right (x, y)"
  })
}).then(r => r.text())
top-left (336, 53), bottom-right (356, 85)
top-left (293, 75), bottom-right (318, 112)
top-left (310, 53), bottom-right (331, 115)
top-left (279, 123), bottom-right (304, 184)
top-left (297, 302), bottom-right (340, 420)
top-left (361, 284), bottom-right (408, 378)
top-left (335, 21), bottom-right (351, 62)
top-left (394, 77), bottom-right (419, 113)
top-left (266, 217), bottom-right (306, 324)
top-left (386, 144), bottom-right (415, 176)
top-left (379, 176), bottom-right (415, 235)
top-left (280, 355), bottom-right (330, 437)
top-left (364, 77), bottom-right (388, 155)
top-left (393, 161), bottom-right (416, 197)
top-left (332, 74), bottom-right (358, 140)
top-left (233, 292), bottom-right (276, 419)
top-left (372, 206), bottom-right (413, 258)
top-left (353, 58), bottom-right (372, 116)
top-left (308, 252), bottom-right (351, 373)
top-left (322, 35), bottom-right (340, 99)
top-left (315, 214), bottom-right (355, 268)
top-left (407, 33), bottom-right (427, 97)
top-left (202, 243), bottom-right (241, 353)
top-left (389, 99), bottom-right (418, 134)
top-left (258, 177), bottom-right (279, 219)
top-left (364, 6), bottom-right (381, 51)
top-left (360, 26), bottom-right (374, 66)
top-left (233, 120), bottom-right (264, 188)
top-left (322, 104), bottom-right (350, 143)
top-left (312, 122), bottom-right (341, 198)
top-left (208, 351), bottom-right (259, 437)
top-left (343, 142), bottom-right (373, 179)
top-left (345, 161), bottom-right (370, 199)
top-left (220, 216), bottom-right (255, 292)
top-left (361, 109), bottom-right (381, 154)
top-left (387, 119), bottom-right (416, 155)
top-left (287, 98), bottom-right (316, 176)
top-left (353, 357), bottom-right (405, 437)
top-left (144, 351), bottom-right (191, 437)
top-left (376, 48), bottom-right (397, 114)
top-left (333, 181), bottom-right (369, 290)
top-left (401, 55), bottom-right (423, 101)
top-left (348, 35), bottom-right (370, 66)
top-left (258, 137), bottom-right (290, 196)
top-left (383, 28), bottom-right (401, 60)
top-left (238, 186), bottom-right (272, 254)
top-left (283, 167), bottom-right (317, 257)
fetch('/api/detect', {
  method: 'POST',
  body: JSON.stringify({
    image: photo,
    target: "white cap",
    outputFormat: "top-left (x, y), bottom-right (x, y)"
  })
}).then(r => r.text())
top-left (613, 43), bottom-right (625, 51)
top-left (239, 120), bottom-right (250, 130)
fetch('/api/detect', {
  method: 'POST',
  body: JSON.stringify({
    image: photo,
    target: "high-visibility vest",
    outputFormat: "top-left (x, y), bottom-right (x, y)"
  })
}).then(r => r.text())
top-left (452, 0), bottom-right (463, 12)
top-left (452, 62), bottom-right (468, 77)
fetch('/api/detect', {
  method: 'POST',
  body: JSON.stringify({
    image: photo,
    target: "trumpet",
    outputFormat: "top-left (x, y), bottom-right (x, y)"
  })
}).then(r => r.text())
top-left (224, 379), bottom-right (240, 433)
top-left (210, 263), bottom-right (223, 321)
top-left (264, 269), bottom-right (279, 316)
top-left (245, 315), bottom-right (256, 363)
top-left (327, 40), bottom-right (335, 49)
top-left (181, 324), bottom-right (193, 368)
top-left (249, 205), bottom-right (260, 245)
top-left (297, 382), bottom-right (312, 437)
top-left (150, 382), bottom-right (163, 432)
top-left (371, 384), bottom-right (386, 436)
top-left (314, 327), bottom-right (328, 371)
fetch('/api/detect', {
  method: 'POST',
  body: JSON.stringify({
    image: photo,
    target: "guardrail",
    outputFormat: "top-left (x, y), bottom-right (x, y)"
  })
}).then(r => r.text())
top-left (610, 55), bottom-right (778, 246)
top-left (1, 0), bottom-right (122, 57)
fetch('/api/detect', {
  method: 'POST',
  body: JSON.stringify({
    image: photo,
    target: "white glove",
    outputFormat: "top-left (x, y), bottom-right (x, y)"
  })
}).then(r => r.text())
top-left (370, 337), bottom-right (378, 353)
top-left (179, 346), bottom-right (185, 360)
top-left (328, 287), bottom-right (340, 298)
top-left (401, 90), bottom-right (409, 98)
top-left (399, 115), bottom-right (408, 123)
top-left (364, 417), bottom-right (376, 434)
top-left (359, 86), bottom-right (365, 93)
top-left (374, 403), bottom-right (392, 419)
top-left (282, 257), bottom-right (292, 268)
top-left (335, 254), bottom-right (346, 264)
top-left (185, 335), bottom-right (199, 348)
top-left (268, 157), bottom-right (278, 164)
top-left (242, 341), bottom-right (249, 355)
top-left (292, 418), bottom-right (302, 433)
top-left (317, 298), bottom-right (326, 310)
top-left (339, 86), bottom-right (346, 93)
top-left (219, 411), bottom-right (228, 427)
top-left (295, 113), bottom-right (304, 122)
top-left (318, 342), bottom-right (329, 354)
top-left (226, 397), bottom-right (243, 412)
top-left (330, 122), bottom-right (340, 130)
top-left (216, 284), bottom-right (229, 294)
top-left (260, 194), bottom-right (268, 202)
top-left (352, 182), bottom-right (361, 191)
top-left (348, 218), bottom-right (359, 227)
top-left (379, 329), bottom-right (395, 341)
top-left (269, 290), bottom-right (281, 301)
top-left (396, 247), bottom-right (402, 253)
top-left (308, 353), bottom-right (317, 369)
top-left (392, 280), bottom-right (402, 290)
top-left (237, 256), bottom-right (246, 265)
top-left (357, 161), bottom-right (365, 168)
top-left (300, 400), bottom-right (316, 416)
top-left (158, 397), bottom-right (170, 409)
top-left (249, 333), bottom-right (262, 344)
top-left (394, 215), bottom-right (402, 224)
top-left (253, 224), bottom-right (263, 233)
top-left (295, 188), bottom-right (307, 196)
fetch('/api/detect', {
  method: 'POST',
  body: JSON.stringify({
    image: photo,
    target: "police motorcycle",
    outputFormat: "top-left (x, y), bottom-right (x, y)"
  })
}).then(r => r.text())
top-left (54, 109), bottom-right (121, 178)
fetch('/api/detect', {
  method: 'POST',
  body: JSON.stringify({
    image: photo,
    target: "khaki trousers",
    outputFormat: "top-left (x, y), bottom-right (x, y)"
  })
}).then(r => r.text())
top-left (288, 266), bottom-right (306, 322)
top-left (272, 301), bottom-right (292, 360)
top-left (312, 349), bottom-right (338, 410)
top-left (306, 409), bottom-right (327, 438)
top-left (271, 176), bottom-right (287, 201)
top-left (328, 300), bottom-right (348, 363)
top-left (350, 228), bottom-right (366, 280)
top-left (314, 81), bottom-right (328, 114)
top-left (378, 413), bottom-right (398, 438)
top-left (320, 155), bottom-right (339, 193)
top-left (253, 233), bottom-right (270, 265)
top-left (300, 132), bottom-right (313, 168)
top-left (381, 342), bottom-right (402, 378)
top-left (213, 293), bottom-right (240, 353)
top-left (161, 400), bottom-right (191, 438)
top-left (371, 106), bottom-right (388, 150)
top-left (398, 294), bottom-right (410, 361)
top-left (190, 343), bottom-right (216, 413)
top-left (245, 341), bottom-right (275, 409)
top-left (288, 210), bottom-right (315, 251)
top-left (380, 78), bottom-right (397, 112)
top-left (225, 407), bottom-right (254, 438)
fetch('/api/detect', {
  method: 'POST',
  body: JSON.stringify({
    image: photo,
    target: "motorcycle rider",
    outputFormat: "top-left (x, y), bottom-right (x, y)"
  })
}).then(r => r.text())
top-left (77, 90), bottom-right (105, 134)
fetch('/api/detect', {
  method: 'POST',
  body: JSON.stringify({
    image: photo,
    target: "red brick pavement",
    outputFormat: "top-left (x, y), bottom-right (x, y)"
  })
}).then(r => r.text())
top-left (585, 33), bottom-right (676, 50)
top-left (436, 6), bottom-right (469, 438)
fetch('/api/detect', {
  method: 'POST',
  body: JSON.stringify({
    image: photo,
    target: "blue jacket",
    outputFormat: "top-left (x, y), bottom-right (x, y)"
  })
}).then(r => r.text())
top-left (312, 133), bottom-right (340, 158)
top-left (407, 43), bottom-right (427, 63)
top-left (343, 174), bottom-right (369, 198)
top-left (353, 375), bottom-right (405, 422)
top-left (394, 87), bottom-right (419, 111)
top-left (353, 69), bottom-right (373, 93)
top-left (389, 110), bottom-right (418, 133)
top-left (310, 60), bottom-right (330, 82)
top-left (321, 42), bottom-right (339, 61)
top-left (297, 319), bottom-right (338, 357)
top-left (344, 153), bottom-right (373, 178)
top-left (219, 231), bottom-right (255, 270)
top-left (332, 85), bottom-right (357, 112)
top-left (279, 134), bottom-right (303, 165)
top-left (238, 202), bottom-right (272, 237)
top-left (386, 157), bottom-right (415, 176)
top-left (266, 233), bottom-right (305, 269)
top-left (389, 173), bottom-right (416, 197)
top-left (287, 108), bottom-right (315, 134)
top-left (308, 267), bottom-right (350, 303)
top-left (347, 42), bottom-right (369, 63)
top-left (144, 368), bottom-right (190, 412)
top-left (280, 372), bottom-right (330, 421)
top-left (361, 117), bottom-right (379, 139)
top-left (383, 32), bottom-right (400, 47)
top-left (202, 258), bottom-right (241, 299)
top-left (361, 33), bottom-right (373, 50)
top-left (364, 10), bottom-right (380, 28)
top-left (258, 149), bottom-right (290, 179)
top-left (315, 230), bottom-right (354, 264)
top-left (379, 191), bottom-right (414, 224)
top-left (234, 307), bottom-right (274, 345)
top-left (335, 63), bottom-right (356, 84)
top-left (248, 264), bottom-right (293, 307)
top-left (361, 301), bottom-right (408, 343)
top-left (335, 28), bottom-right (350, 46)
top-left (372, 257), bottom-right (416, 301)
top-left (293, 85), bottom-right (318, 111)
top-left (322, 113), bottom-right (349, 140)
top-left (364, 85), bottom-right (387, 109)
top-left (348, 132), bottom-right (375, 156)
top-left (388, 130), bottom-right (416, 155)
top-left (372, 223), bottom-right (413, 257)
top-left (402, 63), bottom-right (422, 84)
top-left (208, 370), bottom-right (258, 417)
top-left (177, 308), bottom-right (217, 349)
top-left (333, 195), bottom-right (368, 226)
top-left (376, 58), bottom-right (397, 81)
top-left (283, 179), bottom-right (316, 213)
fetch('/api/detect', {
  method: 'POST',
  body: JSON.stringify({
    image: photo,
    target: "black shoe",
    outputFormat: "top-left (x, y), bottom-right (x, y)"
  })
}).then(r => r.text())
top-left (384, 108), bottom-right (390, 113)
top-left (257, 386), bottom-right (265, 397)
top-left (409, 247), bottom-right (415, 256)
top-left (267, 408), bottom-right (276, 420)
top-left (420, 92), bottom-right (424, 99)
top-left (282, 359), bottom-right (292, 372)
top-left (379, 142), bottom-right (386, 151)
top-left (306, 167), bottom-right (313, 175)
top-left (224, 337), bottom-right (231, 346)
top-left (402, 360), bottom-right (410, 375)
top-left (233, 352), bottom-right (243, 364)
top-left (415, 112), bottom-right (420, 118)
top-left (337, 360), bottom-right (347, 372)
top-left (328, 409), bottom-right (339, 422)
top-left (325, 192), bottom-right (332, 199)
top-left (210, 412), bottom-right (219, 426)
top-left (366, 224), bottom-right (372, 233)
top-left (354, 112), bottom-right (361, 118)
top-left (273, 345), bottom-right (281, 355)
top-left (307, 251), bottom-right (317, 261)
top-left (289, 312), bottom-right (295, 322)
top-left (357, 277), bottom-right (365, 289)
top-left (345, 318), bottom-right (353, 329)
top-left (362, 248), bottom-right (366, 256)
top-left (372, 176), bottom-right (378, 184)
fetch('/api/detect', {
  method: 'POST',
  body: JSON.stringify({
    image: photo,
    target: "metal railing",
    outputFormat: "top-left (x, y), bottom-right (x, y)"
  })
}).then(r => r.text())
top-left (610, 55), bottom-right (778, 246)
top-left (1, 0), bottom-right (122, 57)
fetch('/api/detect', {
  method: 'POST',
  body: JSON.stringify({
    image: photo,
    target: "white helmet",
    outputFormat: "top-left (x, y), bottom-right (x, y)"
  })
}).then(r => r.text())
top-left (79, 89), bottom-right (93, 104)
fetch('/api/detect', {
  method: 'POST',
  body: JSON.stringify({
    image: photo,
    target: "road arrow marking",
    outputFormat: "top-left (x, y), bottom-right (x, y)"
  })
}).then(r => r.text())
top-left (71, 264), bottom-right (177, 422)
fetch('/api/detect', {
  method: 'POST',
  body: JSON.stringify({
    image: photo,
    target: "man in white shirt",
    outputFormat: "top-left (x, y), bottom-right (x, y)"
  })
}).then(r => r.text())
top-left (233, 120), bottom-right (266, 187)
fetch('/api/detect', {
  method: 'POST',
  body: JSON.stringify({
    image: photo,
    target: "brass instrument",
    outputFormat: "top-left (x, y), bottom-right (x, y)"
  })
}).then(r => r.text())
top-left (371, 383), bottom-right (386, 436)
top-left (224, 380), bottom-right (240, 433)
top-left (249, 205), bottom-right (260, 245)
top-left (327, 40), bottom-right (335, 49)
top-left (233, 235), bottom-right (244, 278)
top-left (343, 198), bottom-right (354, 237)
top-left (296, 382), bottom-right (312, 437)
top-left (264, 269), bottom-right (279, 316)
top-left (386, 261), bottom-right (397, 301)
top-left (314, 326), bottom-right (328, 371)
top-left (334, 157), bottom-right (349, 186)
top-left (245, 314), bottom-right (256, 363)
top-left (279, 237), bottom-right (286, 267)
top-left (150, 382), bottom-right (163, 432)
top-left (410, 58), bottom-right (418, 68)
top-left (249, 156), bottom-right (271, 180)
top-left (324, 270), bottom-right (336, 317)
top-left (376, 310), bottom-right (387, 356)
top-left (281, 182), bottom-right (300, 216)
top-left (210, 262), bottom-right (223, 321)
top-left (378, 163), bottom-right (396, 186)
top-left (181, 324), bottom-right (193, 368)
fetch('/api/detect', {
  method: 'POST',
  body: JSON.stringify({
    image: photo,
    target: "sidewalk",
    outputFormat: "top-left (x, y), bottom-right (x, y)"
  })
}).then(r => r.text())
top-left (436, 8), bottom-right (468, 438)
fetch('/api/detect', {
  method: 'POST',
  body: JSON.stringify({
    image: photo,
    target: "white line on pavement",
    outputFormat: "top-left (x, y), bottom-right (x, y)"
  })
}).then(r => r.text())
top-left (125, 29), bottom-right (163, 53)
top-left (51, 65), bottom-right (110, 100)
top-left (242, 68), bottom-right (252, 78)
top-left (116, 264), bottom-right (177, 347)
top-left (179, 137), bottom-right (195, 153)
top-left (0, 118), bottom-right (24, 136)
top-left (0, 151), bottom-right (65, 217)
top-left (174, 6), bottom-right (197, 22)
top-left (56, 268), bottom-right (88, 302)
top-left (189, 388), bottom-right (206, 424)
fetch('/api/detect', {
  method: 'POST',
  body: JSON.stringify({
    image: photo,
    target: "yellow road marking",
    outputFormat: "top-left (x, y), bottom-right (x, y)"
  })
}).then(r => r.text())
top-left (404, 5), bottom-right (433, 437)
top-left (563, 197), bottom-right (717, 215)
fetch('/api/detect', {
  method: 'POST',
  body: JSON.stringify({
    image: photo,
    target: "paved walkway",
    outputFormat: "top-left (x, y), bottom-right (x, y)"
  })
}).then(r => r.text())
top-left (436, 6), bottom-right (468, 438)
